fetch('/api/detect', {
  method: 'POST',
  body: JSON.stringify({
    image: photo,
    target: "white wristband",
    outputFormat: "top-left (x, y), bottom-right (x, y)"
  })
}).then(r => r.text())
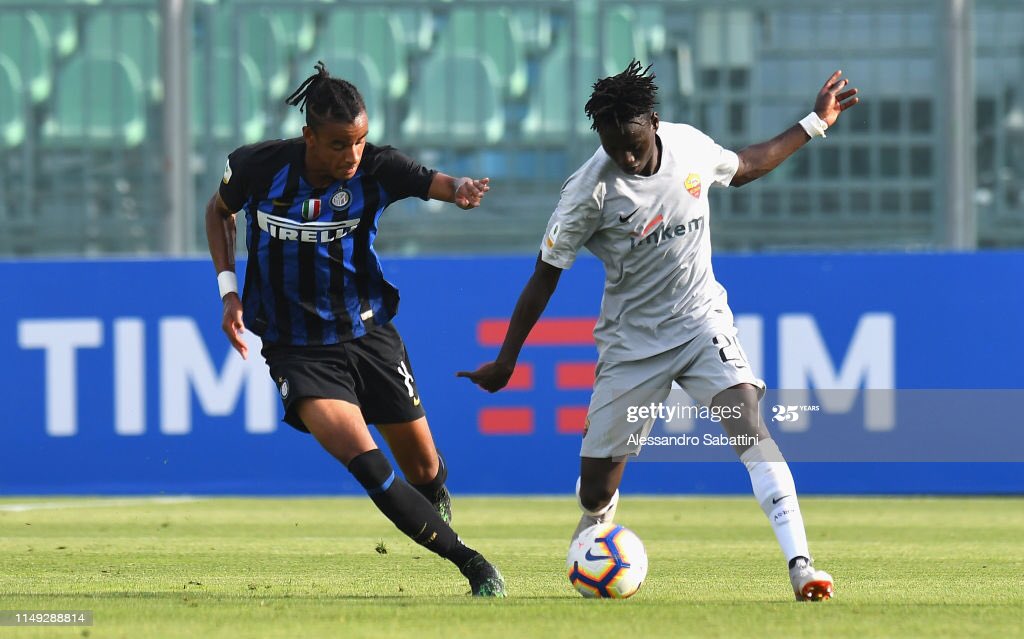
top-left (217, 271), bottom-right (238, 299)
top-left (798, 112), bottom-right (828, 139)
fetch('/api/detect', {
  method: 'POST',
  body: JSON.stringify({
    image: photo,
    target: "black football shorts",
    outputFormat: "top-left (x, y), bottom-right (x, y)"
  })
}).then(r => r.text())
top-left (260, 322), bottom-right (426, 432)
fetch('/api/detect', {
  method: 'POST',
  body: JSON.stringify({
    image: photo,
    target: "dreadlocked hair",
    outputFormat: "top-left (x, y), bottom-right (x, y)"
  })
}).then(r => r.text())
top-left (584, 60), bottom-right (658, 131)
top-left (285, 61), bottom-right (366, 130)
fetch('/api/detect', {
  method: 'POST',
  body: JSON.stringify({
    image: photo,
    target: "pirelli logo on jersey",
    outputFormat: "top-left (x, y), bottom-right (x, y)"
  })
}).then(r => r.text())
top-left (257, 210), bottom-right (360, 243)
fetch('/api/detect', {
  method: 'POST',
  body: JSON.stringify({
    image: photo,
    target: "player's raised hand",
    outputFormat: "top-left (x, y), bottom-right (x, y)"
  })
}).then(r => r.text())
top-left (814, 70), bottom-right (859, 127)
top-left (221, 294), bottom-right (248, 360)
top-left (454, 177), bottom-right (490, 210)
top-left (457, 360), bottom-right (514, 393)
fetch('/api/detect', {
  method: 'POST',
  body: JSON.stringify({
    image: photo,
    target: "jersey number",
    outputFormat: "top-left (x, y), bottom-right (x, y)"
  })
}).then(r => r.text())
top-left (713, 333), bottom-right (748, 369)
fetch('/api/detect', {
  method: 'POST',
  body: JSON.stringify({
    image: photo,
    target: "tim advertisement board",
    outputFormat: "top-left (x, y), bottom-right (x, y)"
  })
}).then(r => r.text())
top-left (1, 253), bottom-right (1021, 494)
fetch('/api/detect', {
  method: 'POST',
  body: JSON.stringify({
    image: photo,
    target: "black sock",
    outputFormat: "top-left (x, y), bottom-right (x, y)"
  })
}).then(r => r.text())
top-left (411, 452), bottom-right (448, 502)
top-left (347, 449), bottom-right (476, 568)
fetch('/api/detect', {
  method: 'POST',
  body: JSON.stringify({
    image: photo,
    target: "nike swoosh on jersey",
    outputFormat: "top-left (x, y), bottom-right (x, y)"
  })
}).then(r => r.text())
top-left (618, 207), bottom-right (640, 223)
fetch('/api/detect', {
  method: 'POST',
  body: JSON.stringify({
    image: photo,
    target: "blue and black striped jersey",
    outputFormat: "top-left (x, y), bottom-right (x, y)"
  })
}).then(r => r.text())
top-left (219, 138), bottom-right (436, 345)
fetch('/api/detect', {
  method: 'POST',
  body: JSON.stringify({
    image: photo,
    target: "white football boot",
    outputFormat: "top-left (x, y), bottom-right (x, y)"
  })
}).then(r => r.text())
top-left (789, 557), bottom-right (834, 601)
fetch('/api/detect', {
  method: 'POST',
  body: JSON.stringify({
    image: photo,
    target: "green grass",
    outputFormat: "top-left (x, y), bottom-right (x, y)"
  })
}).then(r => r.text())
top-left (1, 496), bottom-right (1021, 638)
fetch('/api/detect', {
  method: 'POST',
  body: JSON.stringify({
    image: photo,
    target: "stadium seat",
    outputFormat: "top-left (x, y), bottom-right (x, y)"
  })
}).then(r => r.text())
top-left (83, 10), bottom-right (162, 102)
top-left (395, 9), bottom-right (436, 55)
top-left (42, 51), bottom-right (146, 148)
top-left (281, 53), bottom-right (386, 141)
top-left (0, 11), bottom-right (53, 104)
top-left (0, 54), bottom-right (25, 149)
top-left (438, 8), bottom-right (528, 99)
top-left (40, 10), bottom-right (80, 59)
top-left (192, 48), bottom-right (266, 144)
top-left (265, 0), bottom-right (318, 55)
top-left (401, 53), bottom-right (504, 147)
top-left (602, 7), bottom-right (647, 75)
top-left (522, 28), bottom-right (599, 141)
top-left (637, 7), bottom-right (667, 57)
top-left (323, 9), bottom-right (409, 101)
top-left (512, 7), bottom-right (554, 54)
top-left (211, 7), bottom-right (291, 100)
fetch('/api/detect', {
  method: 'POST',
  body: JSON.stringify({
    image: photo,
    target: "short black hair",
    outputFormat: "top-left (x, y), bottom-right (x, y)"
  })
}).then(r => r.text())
top-left (584, 60), bottom-right (658, 131)
top-left (285, 61), bottom-right (366, 130)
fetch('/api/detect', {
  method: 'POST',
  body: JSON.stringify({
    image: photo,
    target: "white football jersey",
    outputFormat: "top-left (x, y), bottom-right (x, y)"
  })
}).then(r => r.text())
top-left (540, 122), bottom-right (740, 362)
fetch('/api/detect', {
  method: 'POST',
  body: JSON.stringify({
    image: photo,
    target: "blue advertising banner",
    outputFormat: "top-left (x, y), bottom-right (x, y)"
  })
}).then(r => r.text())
top-left (1, 252), bottom-right (1021, 495)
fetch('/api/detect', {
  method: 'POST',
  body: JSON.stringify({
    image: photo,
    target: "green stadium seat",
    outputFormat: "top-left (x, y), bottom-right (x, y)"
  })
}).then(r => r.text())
top-left (281, 53), bottom-right (386, 141)
top-left (401, 53), bottom-right (504, 147)
top-left (522, 31), bottom-right (597, 141)
top-left (192, 48), bottom-right (265, 144)
top-left (40, 11), bottom-right (79, 59)
top-left (212, 8), bottom-right (290, 100)
top-left (513, 8), bottom-right (554, 54)
top-left (0, 11), bottom-right (53, 104)
top-left (636, 7), bottom-right (667, 57)
top-left (323, 9), bottom-right (409, 100)
top-left (438, 8), bottom-right (528, 99)
top-left (0, 54), bottom-right (25, 148)
top-left (395, 9), bottom-right (436, 55)
top-left (275, 10), bottom-right (317, 56)
top-left (42, 52), bottom-right (146, 148)
top-left (84, 10), bottom-right (162, 102)
top-left (602, 7), bottom-right (647, 75)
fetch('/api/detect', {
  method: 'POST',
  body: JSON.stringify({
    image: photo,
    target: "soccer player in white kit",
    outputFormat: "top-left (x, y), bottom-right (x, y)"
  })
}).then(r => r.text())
top-left (460, 61), bottom-right (858, 600)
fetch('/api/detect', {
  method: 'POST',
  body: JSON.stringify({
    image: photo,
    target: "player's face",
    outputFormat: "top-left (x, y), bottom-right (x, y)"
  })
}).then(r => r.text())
top-left (305, 112), bottom-right (369, 181)
top-left (598, 113), bottom-right (660, 176)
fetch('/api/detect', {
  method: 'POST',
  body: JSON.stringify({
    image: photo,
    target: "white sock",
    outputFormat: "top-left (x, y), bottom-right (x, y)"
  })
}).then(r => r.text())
top-left (739, 439), bottom-right (810, 563)
top-left (575, 477), bottom-right (619, 518)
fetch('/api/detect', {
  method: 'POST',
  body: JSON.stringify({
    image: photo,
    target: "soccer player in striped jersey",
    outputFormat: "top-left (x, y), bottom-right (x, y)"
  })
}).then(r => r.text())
top-left (460, 61), bottom-right (859, 601)
top-left (204, 62), bottom-right (504, 597)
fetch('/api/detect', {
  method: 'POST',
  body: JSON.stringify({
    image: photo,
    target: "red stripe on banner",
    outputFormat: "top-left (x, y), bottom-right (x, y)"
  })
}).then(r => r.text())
top-left (556, 407), bottom-right (590, 434)
top-left (479, 408), bottom-right (534, 435)
top-left (478, 318), bottom-right (596, 346)
top-left (505, 364), bottom-right (534, 390)
top-left (556, 362), bottom-right (596, 389)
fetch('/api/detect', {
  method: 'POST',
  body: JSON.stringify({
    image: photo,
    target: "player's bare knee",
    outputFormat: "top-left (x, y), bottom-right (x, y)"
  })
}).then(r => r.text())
top-left (402, 461), bottom-right (438, 485)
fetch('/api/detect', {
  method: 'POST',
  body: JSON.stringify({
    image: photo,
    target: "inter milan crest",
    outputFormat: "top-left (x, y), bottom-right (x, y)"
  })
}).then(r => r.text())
top-left (301, 199), bottom-right (322, 221)
top-left (330, 187), bottom-right (353, 212)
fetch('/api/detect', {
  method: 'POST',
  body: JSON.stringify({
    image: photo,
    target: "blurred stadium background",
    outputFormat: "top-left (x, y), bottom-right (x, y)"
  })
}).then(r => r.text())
top-left (2, 0), bottom-right (1022, 256)
top-left (1, 0), bottom-right (1022, 497)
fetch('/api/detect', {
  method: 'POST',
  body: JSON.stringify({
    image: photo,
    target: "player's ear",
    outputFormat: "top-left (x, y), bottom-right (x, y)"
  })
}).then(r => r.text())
top-left (650, 112), bottom-right (660, 131)
top-left (301, 125), bottom-right (316, 146)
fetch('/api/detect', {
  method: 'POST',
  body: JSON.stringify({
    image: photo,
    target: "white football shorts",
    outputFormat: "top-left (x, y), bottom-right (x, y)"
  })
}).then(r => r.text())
top-left (580, 321), bottom-right (765, 459)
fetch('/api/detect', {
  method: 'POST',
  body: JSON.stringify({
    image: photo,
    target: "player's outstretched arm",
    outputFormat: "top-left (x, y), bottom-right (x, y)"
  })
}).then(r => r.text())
top-left (457, 254), bottom-right (563, 392)
top-left (731, 70), bottom-right (859, 187)
top-left (204, 192), bottom-right (248, 360)
top-left (429, 172), bottom-right (491, 210)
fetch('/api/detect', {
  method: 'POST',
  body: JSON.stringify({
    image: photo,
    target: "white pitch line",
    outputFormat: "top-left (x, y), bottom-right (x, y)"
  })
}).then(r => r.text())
top-left (0, 497), bottom-right (202, 512)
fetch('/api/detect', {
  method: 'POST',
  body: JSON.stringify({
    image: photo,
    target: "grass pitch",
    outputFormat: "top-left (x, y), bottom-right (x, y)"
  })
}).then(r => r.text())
top-left (1, 496), bottom-right (1021, 638)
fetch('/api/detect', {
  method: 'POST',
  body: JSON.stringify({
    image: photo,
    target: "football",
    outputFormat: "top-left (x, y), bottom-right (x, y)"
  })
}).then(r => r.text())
top-left (566, 523), bottom-right (648, 598)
